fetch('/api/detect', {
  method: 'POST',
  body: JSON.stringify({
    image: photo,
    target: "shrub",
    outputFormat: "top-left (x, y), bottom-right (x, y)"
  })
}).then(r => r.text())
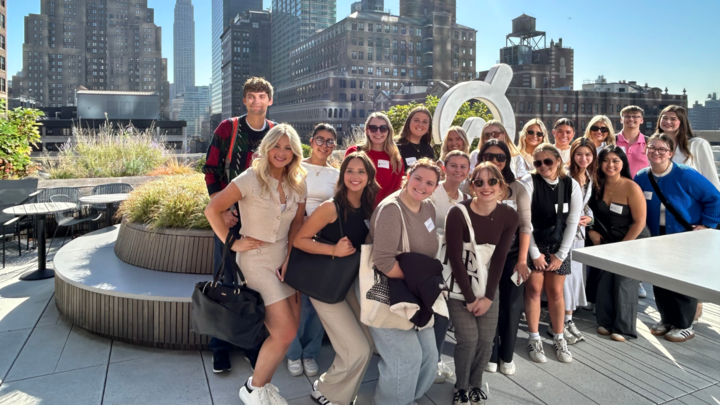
top-left (147, 157), bottom-right (195, 176)
top-left (0, 100), bottom-right (44, 178)
top-left (195, 156), bottom-right (206, 173)
top-left (118, 174), bottom-right (211, 230)
top-left (301, 144), bottom-right (311, 158)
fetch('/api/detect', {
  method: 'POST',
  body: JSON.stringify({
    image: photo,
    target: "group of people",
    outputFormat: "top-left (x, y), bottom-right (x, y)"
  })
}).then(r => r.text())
top-left (202, 77), bottom-right (720, 405)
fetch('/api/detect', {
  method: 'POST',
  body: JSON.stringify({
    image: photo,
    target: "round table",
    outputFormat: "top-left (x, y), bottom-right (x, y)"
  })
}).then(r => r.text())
top-left (79, 194), bottom-right (129, 228)
top-left (3, 202), bottom-right (77, 280)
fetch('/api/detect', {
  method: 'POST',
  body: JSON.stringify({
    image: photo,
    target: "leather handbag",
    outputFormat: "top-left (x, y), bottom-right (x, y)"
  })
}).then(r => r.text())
top-left (284, 202), bottom-right (361, 304)
top-left (533, 177), bottom-right (566, 245)
top-left (190, 232), bottom-right (266, 348)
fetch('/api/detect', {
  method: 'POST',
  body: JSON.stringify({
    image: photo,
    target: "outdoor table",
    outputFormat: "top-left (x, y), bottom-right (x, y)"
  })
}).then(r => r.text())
top-left (572, 229), bottom-right (720, 305)
top-left (79, 193), bottom-right (129, 228)
top-left (3, 202), bottom-right (77, 280)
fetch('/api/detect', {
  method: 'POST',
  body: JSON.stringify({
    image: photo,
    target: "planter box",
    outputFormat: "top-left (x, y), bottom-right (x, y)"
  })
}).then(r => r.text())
top-left (115, 221), bottom-right (215, 274)
top-left (38, 175), bottom-right (160, 196)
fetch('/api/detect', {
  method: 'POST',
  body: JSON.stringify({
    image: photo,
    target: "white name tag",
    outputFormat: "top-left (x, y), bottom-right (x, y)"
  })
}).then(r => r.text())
top-left (610, 203), bottom-right (624, 214)
top-left (364, 219), bottom-right (370, 229)
top-left (644, 191), bottom-right (653, 200)
top-left (554, 203), bottom-right (569, 213)
top-left (424, 218), bottom-right (435, 232)
top-left (405, 157), bottom-right (418, 166)
top-left (378, 159), bottom-right (390, 169)
top-left (503, 200), bottom-right (517, 211)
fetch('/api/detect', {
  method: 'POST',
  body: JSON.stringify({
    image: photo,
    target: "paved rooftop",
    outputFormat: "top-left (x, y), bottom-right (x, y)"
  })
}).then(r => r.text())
top-left (0, 242), bottom-right (719, 405)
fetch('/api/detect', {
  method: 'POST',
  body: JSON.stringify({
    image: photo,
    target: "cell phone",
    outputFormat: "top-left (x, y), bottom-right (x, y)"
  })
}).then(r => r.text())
top-left (510, 271), bottom-right (524, 286)
top-left (276, 268), bottom-right (283, 280)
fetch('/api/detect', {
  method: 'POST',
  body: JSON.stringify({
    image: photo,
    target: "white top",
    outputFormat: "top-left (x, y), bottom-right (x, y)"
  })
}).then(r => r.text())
top-left (673, 137), bottom-right (720, 191)
top-left (558, 147), bottom-right (571, 165)
top-left (469, 150), bottom-right (528, 179)
top-left (652, 163), bottom-right (674, 226)
top-left (301, 162), bottom-right (340, 216)
top-left (520, 174), bottom-right (583, 261)
top-left (430, 183), bottom-right (468, 229)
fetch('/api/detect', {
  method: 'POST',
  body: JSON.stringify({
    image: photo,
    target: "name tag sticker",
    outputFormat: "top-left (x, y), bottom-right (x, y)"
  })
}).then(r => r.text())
top-left (554, 203), bottom-right (569, 213)
top-left (610, 203), bottom-right (624, 214)
top-left (644, 191), bottom-right (653, 200)
top-left (503, 200), bottom-right (517, 210)
top-left (424, 218), bottom-right (435, 232)
top-left (405, 157), bottom-right (418, 166)
top-left (364, 219), bottom-right (370, 229)
top-left (378, 159), bottom-right (390, 169)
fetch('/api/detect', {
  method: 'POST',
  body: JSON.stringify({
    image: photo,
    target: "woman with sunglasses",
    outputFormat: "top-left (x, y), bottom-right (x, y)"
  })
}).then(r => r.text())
top-left (346, 112), bottom-right (404, 206)
top-left (553, 118), bottom-right (576, 165)
top-left (445, 162), bottom-right (519, 405)
top-left (397, 105), bottom-right (436, 166)
top-left (583, 115), bottom-right (616, 153)
top-left (286, 124), bottom-right (341, 379)
top-left (634, 134), bottom-right (720, 343)
top-left (587, 146), bottom-right (649, 342)
top-left (476, 140), bottom-right (531, 376)
top-left (469, 120), bottom-right (526, 177)
top-left (521, 144), bottom-right (582, 364)
top-left (517, 119), bottom-right (548, 173)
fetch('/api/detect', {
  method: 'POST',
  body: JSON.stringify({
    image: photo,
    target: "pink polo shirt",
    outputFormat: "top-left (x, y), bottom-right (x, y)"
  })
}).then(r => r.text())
top-left (616, 132), bottom-right (649, 178)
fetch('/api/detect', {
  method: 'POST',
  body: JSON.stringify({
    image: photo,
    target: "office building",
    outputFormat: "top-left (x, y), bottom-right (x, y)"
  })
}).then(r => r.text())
top-left (10, 0), bottom-right (170, 118)
top-left (689, 93), bottom-right (720, 130)
top-left (171, 85), bottom-right (210, 138)
top-left (0, 0), bottom-right (7, 105)
top-left (221, 10), bottom-right (272, 120)
top-left (174, 0), bottom-right (195, 96)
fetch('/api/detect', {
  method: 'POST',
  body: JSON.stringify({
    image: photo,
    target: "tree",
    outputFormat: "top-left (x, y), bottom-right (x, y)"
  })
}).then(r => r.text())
top-left (384, 95), bottom-right (493, 137)
top-left (0, 100), bottom-right (45, 178)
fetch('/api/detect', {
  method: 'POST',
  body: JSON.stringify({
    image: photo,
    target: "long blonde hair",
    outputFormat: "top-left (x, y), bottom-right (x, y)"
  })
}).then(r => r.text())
top-left (252, 124), bottom-right (307, 197)
top-left (439, 126), bottom-right (470, 161)
top-left (517, 118), bottom-right (548, 154)
top-left (583, 115), bottom-right (616, 146)
top-left (478, 120), bottom-right (520, 157)
top-left (532, 143), bottom-right (568, 178)
top-left (359, 112), bottom-right (403, 173)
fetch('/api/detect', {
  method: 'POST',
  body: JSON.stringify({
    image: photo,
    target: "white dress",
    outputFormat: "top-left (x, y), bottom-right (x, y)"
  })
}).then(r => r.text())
top-left (566, 174), bottom-right (593, 311)
top-left (301, 161), bottom-right (340, 216)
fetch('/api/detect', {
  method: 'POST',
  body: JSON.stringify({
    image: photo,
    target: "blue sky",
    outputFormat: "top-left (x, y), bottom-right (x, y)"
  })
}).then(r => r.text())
top-left (7, 0), bottom-right (720, 105)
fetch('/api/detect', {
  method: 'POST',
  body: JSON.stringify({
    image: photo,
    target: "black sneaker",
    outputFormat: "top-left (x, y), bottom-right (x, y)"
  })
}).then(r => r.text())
top-left (453, 389), bottom-right (469, 405)
top-left (212, 350), bottom-right (231, 373)
top-left (468, 386), bottom-right (488, 405)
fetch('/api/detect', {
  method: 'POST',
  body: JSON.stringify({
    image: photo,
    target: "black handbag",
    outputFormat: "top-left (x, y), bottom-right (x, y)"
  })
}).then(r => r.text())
top-left (533, 177), bottom-right (567, 245)
top-left (284, 202), bottom-right (361, 304)
top-left (190, 232), bottom-right (266, 348)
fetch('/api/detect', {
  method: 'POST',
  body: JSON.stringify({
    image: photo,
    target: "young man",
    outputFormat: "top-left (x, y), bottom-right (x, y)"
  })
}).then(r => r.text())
top-left (202, 77), bottom-right (275, 374)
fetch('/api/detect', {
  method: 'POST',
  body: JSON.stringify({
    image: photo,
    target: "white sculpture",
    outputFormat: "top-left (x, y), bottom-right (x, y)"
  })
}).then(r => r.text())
top-left (432, 64), bottom-right (516, 144)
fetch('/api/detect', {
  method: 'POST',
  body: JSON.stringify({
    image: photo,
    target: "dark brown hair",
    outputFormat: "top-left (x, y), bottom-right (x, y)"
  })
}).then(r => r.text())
top-left (648, 133), bottom-right (676, 153)
top-left (397, 105), bottom-right (433, 145)
top-left (469, 161), bottom-right (508, 198)
top-left (243, 77), bottom-right (274, 99)
top-left (554, 117), bottom-right (575, 130)
top-left (656, 105), bottom-right (692, 162)
top-left (311, 123), bottom-right (338, 139)
top-left (569, 138), bottom-right (598, 187)
top-left (334, 152), bottom-right (379, 219)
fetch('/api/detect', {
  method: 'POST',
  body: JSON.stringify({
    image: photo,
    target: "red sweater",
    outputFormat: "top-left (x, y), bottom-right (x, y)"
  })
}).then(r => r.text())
top-left (346, 145), bottom-right (405, 206)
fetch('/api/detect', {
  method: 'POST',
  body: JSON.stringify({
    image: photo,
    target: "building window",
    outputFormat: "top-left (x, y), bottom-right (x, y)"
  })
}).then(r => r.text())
top-left (563, 103), bottom-right (568, 113)
top-left (581, 103), bottom-right (585, 113)
top-left (609, 104), bottom-right (614, 114)
top-left (547, 103), bottom-right (551, 112)
top-left (555, 103), bottom-right (559, 112)
top-left (519, 102), bottom-right (524, 112)
top-left (528, 102), bottom-right (533, 113)
top-left (571, 103), bottom-right (576, 113)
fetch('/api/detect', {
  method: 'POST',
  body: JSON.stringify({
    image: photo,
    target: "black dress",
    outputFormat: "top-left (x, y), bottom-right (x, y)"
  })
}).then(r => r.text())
top-left (317, 203), bottom-right (369, 250)
top-left (397, 142), bottom-right (436, 168)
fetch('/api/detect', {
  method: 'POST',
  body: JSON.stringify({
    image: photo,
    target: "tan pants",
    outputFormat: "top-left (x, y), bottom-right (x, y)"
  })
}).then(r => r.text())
top-left (310, 288), bottom-right (374, 405)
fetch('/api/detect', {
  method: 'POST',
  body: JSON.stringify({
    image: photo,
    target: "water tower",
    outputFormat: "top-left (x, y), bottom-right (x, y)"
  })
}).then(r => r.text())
top-left (501, 14), bottom-right (546, 65)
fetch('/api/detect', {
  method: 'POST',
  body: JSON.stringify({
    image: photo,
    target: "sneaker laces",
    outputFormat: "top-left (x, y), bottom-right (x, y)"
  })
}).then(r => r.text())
top-left (566, 320), bottom-right (583, 338)
top-left (453, 389), bottom-right (469, 402)
top-left (529, 338), bottom-right (544, 354)
top-left (263, 384), bottom-right (286, 404)
top-left (469, 387), bottom-right (488, 402)
top-left (554, 337), bottom-right (570, 354)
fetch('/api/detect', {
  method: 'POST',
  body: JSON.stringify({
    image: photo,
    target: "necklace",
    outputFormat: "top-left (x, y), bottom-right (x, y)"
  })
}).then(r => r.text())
top-left (310, 165), bottom-right (326, 177)
top-left (410, 142), bottom-right (421, 153)
top-left (605, 179), bottom-right (621, 198)
top-left (472, 200), bottom-right (497, 221)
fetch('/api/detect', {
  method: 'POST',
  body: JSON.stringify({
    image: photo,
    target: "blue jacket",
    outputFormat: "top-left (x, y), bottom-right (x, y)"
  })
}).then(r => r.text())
top-left (634, 163), bottom-right (720, 236)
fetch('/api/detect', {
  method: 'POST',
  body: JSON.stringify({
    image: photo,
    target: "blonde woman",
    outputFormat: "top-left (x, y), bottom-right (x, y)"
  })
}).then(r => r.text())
top-left (583, 115), bottom-right (616, 152)
top-left (205, 124), bottom-right (307, 405)
top-left (517, 119), bottom-right (548, 173)
top-left (469, 120), bottom-right (527, 180)
top-left (438, 126), bottom-right (470, 163)
top-left (346, 112), bottom-right (404, 206)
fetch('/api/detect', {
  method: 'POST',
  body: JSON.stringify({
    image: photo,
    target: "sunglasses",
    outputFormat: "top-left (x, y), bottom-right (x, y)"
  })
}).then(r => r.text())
top-left (526, 130), bottom-right (544, 137)
top-left (533, 158), bottom-right (556, 168)
top-left (483, 131), bottom-right (504, 139)
top-left (367, 125), bottom-right (389, 134)
top-left (313, 137), bottom-right (336, 147)
top-left (482, 153), bottom-right (507, 163)
top-left (471, 178), bottom-right (499, 188)
top-left (590, 126), bottom-right (610, 133)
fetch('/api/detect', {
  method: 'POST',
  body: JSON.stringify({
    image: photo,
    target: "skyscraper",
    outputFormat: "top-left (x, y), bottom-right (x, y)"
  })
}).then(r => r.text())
top-left (0, 0), bottom-right (7, 105)
top-left (174, 0), bottom-right (195, 97)
top-left (10, 0), bottom-right (170, 118)
top-left (211, 0), bottom-right (262, 114)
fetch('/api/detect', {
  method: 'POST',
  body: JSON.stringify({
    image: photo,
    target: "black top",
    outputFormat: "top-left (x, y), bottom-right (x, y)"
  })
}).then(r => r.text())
top-left (590, 201), bottom-right (650, 243)
top-left (397, 142), bottom-right (436, 167)
top-left (317, 203), bottom-right (369, 249)
top-left (530, 174), bottom-right (572, 241)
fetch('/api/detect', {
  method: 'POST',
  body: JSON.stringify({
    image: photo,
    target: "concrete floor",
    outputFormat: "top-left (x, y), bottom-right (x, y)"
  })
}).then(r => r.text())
top-left (1, 242), bottom-right (719, 405)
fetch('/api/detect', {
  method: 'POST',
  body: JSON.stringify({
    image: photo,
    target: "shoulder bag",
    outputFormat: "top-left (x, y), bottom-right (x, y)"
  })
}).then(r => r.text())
top-left (532, 177), bottom-right (567, 245)
top-left (647, 171), bottom-right (694, 231)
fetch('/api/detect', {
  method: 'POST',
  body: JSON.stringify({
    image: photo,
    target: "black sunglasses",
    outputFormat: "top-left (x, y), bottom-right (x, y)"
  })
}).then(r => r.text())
top-left (533, 158), bottom-right (555, 168)
top-left (590, 126), bottom-right (610, 133)
top-left (471, 178), bottom-right (499, 188)
top-left (482, 153), bottom-right (507, 163)
top-left (526, 130), bottom-right (544, 137)
top-left (367, 125), bottom-right (389, 134)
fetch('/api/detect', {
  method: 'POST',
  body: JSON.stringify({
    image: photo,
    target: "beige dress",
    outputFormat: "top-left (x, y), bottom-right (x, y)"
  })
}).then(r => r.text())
top-left (232, 168), bottom-right (307, 305)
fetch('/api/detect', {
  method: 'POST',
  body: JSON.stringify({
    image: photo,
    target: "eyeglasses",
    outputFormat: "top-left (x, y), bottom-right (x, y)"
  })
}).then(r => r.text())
top-left (590, 126), bottom-right (609, 133)
top-left (647, 146), bottom-right (671, 155)
top-left (471, 178), bottom-right (499, 188)
top-left (482, 153), bottom-right (507, 163)
top-left (313, 137), bottom-right (336, 147)
top-left (526, 130), bottom-right (544, 137)
top-left (483, 131), bottom-right (504, 139)
top-left (533, 158), bottom-right (556, 168)
top-left (367, 125), bottom-right (389, 134)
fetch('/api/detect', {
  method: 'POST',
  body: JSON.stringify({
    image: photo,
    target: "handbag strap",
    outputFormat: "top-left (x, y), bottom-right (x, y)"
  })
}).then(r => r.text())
top-left (212, 232), bottom-right (248, 289)
top-left (455, 204), bottom-right (478, 247)
top-left (647, 170), bottom-right (693, 231)
top-left (334, 200), bottom-right (345, 239)
top-left (555, 177), bottom-right (565, 229)
top-left (374, 200), bottom-right (410, 252)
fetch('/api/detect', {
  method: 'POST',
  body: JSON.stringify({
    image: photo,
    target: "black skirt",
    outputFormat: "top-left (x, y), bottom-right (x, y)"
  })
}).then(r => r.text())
top-left (531, 243), bottom-right (571, 275)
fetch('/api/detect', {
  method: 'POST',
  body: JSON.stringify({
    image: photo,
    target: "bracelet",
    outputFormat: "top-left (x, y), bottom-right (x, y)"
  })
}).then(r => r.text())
top-left (331, 245), bottom-right (336, 260)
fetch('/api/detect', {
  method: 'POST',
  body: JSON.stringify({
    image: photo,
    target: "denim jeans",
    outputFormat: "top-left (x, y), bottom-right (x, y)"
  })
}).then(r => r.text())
top-left (369, 326), bottom-right (437, 405)
top-left (286, 294), bottom-right (325, 361)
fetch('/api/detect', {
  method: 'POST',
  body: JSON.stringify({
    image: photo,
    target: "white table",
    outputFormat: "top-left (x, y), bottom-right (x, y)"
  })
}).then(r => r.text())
top-left (572, 229), bottom-right (720, 305)
top-left (3, 202), bottom-right (77, 280)
top-left (79, 193), bottom-right (129, 227)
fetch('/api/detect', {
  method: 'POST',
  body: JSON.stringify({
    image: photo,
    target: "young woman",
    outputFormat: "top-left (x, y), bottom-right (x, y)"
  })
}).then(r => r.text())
top-left (563, 138), bottom-right (598, 343)
top-left (445, 162), bottom-right (518, 404)
top-left (429, 150), bottom-right (470, 384)
top-left (367, 159), bottom-right (442, 405)
top-left (438, 126), bottom-right (471, 174)
top-left (522, 144), bottom-right (582, 364)
top-left (469, 120), bottom-right (526, 178)
top-left (583, 115), bottom-right (616, 152)
top-left (205, 124), bottom-right (307, 405)
top-left (477, 140), bottom-right (531, 376)
top-left (517, 118), bottom-right (548, 173)
top-left (346, 112), bottom-right (404, 206)
top-left (396, 105), bottom-right (436, 165)
top-left (293, 151), bottom-right (380, 405)
top-left (587, 146), bottom-right (649, 342)
top-left (553, 118), bottom-right (576, 165)
top-left (286, 124), bottom-right (341, 378)
top-left (634, 134), bottom-right (720, 343)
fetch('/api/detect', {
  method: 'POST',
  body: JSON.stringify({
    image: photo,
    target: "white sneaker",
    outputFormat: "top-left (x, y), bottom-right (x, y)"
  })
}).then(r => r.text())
top-left (434, 360), bottom-right (453, 384)
top-left (638, 284), bottom-right (647, 299)
top-left (484, 361), bottom-right (497, 373)
top-left (303, 358), bottom-right (319, 377)
top-left (468, 386), bottom-right (488, 405)
top-left (311, 380), bottom-right (338, 405)
top-left (553, 336), bottom-right (573, 363)
top-left (565, 320), bottom-right (584, 343)
top-left (499, 360), bottom-right (516, 375)
top-left (527, 337), bottom-right (547, 363)
top-left (452, 389), bottom-right (470, 405)
top-left (239, 385), bottom-right (270, 405)
top-left (264, 383), bottom-right (288, 405)
top-left (287, 359), bottom-right (303, 377)
top-left (665, 326), bottom-right (695, 343)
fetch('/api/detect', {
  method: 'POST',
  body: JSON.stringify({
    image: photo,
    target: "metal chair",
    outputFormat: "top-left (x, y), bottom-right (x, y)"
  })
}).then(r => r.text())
top-left (0, 179), bottom-right (39, 267)
top-left (90, 183), bottom-right (134, 224)
top-left (35, 187), bottom-right (102, 255)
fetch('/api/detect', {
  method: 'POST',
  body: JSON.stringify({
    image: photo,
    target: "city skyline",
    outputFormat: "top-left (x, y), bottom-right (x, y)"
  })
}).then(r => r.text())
top-left (6, 0), bottom-right (720, 106)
